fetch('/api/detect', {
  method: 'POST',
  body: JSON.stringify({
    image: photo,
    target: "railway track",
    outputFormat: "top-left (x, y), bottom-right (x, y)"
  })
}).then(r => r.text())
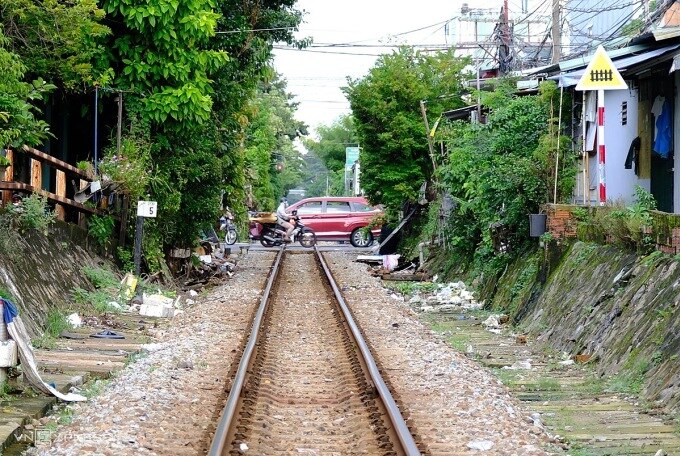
top-left (209, 247), bottom-right (421, 455)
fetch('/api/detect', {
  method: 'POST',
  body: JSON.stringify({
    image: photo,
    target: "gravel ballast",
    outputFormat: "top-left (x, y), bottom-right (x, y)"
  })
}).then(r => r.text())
top-left (35, 250), bottom-right (549, 455)
top-left (324, 251), bottom-right (549, 455)
top-left (35, 252), bottom-right (276, 456)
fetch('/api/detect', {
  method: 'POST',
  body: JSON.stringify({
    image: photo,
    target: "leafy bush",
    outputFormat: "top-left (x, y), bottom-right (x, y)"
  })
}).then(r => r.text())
top-left (16, 194), bottom-right (55, 234)
top-left (116, 247), bottom-right (134, 273)
top-left (577, 186), bottom-right (656, 252)
top-left (83, 266), bottom-right (119, 289)
top-left (88, 215), bottom-right (115, 250)
top-left (434, 80), bottom-right (577, 279)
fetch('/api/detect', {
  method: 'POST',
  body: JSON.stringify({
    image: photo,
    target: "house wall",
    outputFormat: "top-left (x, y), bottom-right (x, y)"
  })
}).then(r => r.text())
top-left (675, 71), bottom-right (680, 213)
top-left (603, 88), bottom-right (647, 205)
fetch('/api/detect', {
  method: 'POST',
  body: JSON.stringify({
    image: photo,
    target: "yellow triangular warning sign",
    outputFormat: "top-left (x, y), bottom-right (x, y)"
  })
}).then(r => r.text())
top-left (575, 46), bottom-right (628, 91)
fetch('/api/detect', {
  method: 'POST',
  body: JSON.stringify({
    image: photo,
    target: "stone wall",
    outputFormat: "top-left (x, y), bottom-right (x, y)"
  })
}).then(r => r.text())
top-left (0, 221), bottom-right (112, 337)
top-left (493, 241), bottom-right (680, 414)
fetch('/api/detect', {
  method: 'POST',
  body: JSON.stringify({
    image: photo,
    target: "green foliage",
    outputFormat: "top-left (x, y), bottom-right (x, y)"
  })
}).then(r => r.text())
top-left (88, 215), bottom-right (115, 250)
top-left (345, 47), bottom-right (471, 209)
top-left (16, 194), bottom-right (55, 234)
top-left (437, 80), bottom-right (577, 276)
top-left (83, 265), bottom-right (120, 289)
top-left (576, 186), bottom-right (656, 252)
top-left (33, 308), bottom-right (70, 348)
top-left (99, 136), bottom-right (153, 201)
top-left (116, 247), bottom-right (135, 273)
top-left (243, 78), bottom-right (306, 210)
top-left (0, 286), bottom-right (13, 300)
top-left (73, 266), bottom-right (123, 313)
top-left (0, 0), bottom-right (111, 89)
top-left (0, 29), bottom-right (55, 147)
top-left (387, 281), bottom-right (439, 296)
top-left (302, 115), bottom-right (358, 195)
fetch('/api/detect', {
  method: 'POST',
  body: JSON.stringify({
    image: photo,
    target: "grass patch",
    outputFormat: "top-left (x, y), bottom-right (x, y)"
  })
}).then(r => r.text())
top-left (82, 378), bottom-right (110, 399)
top-left (124, 350), bottom-right (148, 367)
top-left (385, 281), bottom-right (439, 296)
top-left (490, 367), bottom-right (522, 386)
top-left (32, 309), bottom-right (71, 349)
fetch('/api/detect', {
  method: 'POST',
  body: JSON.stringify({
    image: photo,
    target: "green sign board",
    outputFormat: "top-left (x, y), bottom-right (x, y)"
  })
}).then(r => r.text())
top-left (345, 146), bottom-right (360, 166)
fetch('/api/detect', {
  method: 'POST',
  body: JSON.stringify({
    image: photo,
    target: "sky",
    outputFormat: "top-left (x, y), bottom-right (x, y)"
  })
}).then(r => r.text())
top-left (273, 0), bottom-right (465, 137)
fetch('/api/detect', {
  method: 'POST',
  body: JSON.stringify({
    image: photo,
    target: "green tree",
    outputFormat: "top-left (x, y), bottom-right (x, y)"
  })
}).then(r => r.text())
top-left (344, 47), bottom-right (470, 210)
top-left (0, 28), bottom-right (54, 147)
top-left (302, 114), bottom-right (357, 195)
top-left (1, 0), bottom-right (112, 89)
top-left (438, 80), bottom-right (575, 275)
top-left (244, 77), bottom-right (305, 211)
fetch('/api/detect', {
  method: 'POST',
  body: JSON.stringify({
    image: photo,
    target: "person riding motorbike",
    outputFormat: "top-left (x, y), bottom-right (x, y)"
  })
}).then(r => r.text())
top-left (276, 197), bottom-right (294, 242)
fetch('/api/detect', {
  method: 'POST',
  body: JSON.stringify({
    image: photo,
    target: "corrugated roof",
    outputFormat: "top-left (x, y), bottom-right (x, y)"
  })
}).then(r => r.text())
top-left (549, 43), bottom-right (680, 87)
top-left (527, 43), bottom-right (654, 76)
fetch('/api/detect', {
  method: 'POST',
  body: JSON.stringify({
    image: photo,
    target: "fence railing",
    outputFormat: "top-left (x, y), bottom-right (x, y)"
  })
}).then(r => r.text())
top-left (1, 146), bottom-right (117, 222)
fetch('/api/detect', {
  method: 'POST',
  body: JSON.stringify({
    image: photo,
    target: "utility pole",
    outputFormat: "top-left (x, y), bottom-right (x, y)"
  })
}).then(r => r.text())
top-left (419, 100), bottom-right (437, 172)
top-left (551, 0), bottom-right (561, 64)
top-left (499, 0), bottom-right (511, 74)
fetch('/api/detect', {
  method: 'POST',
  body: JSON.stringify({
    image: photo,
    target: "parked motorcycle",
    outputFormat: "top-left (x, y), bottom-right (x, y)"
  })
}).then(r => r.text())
top-left (219, 209), bottom-right (237, 245)
top-left (249, 211), bottom-right (316, 248)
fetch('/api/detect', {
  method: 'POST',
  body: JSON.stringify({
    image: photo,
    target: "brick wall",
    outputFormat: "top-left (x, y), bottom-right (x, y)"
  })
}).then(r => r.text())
top-left (544, 204), bottom-right (578, 239)
top-left (544, 205), bottom-right (680, 254)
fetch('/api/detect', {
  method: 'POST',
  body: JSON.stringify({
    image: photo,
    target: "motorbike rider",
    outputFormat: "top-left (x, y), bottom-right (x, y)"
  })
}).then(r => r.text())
top-left (276, 197), bottom-right (294, 242)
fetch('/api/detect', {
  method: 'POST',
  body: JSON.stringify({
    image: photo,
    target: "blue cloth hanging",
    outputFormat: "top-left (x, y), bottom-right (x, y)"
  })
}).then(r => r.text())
top-left (653, 100), bottom-right (672, 158)
top-left (0, 298), bottom-right (18, 324)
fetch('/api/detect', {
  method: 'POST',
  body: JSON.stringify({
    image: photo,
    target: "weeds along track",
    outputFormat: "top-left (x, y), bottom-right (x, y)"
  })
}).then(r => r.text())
top-left (209, 249), bottom-right (419, 455)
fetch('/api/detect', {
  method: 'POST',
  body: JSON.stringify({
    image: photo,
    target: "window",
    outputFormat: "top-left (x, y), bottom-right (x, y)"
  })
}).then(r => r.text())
top-left (326, 201), bottom-right (351, 213)
top-left (353, 202), bottom-right (376, 212)
top-left (296, 201), bottom-right (322, 214)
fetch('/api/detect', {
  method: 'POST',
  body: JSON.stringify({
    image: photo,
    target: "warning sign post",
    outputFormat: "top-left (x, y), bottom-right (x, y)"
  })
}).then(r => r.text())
top-left (575, 46), bottom-right (628, 206)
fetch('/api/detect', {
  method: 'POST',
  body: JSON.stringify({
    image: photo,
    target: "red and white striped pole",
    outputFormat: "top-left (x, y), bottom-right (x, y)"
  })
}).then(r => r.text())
top-left (597, 89), bottom-right (606, 206)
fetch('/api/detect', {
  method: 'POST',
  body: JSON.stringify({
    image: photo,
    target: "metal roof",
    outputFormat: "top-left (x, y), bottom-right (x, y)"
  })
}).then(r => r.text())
top-left (549, 43), bottom-right (680, 87)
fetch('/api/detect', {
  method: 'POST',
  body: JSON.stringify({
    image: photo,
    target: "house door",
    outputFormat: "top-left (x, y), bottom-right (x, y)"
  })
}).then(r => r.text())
top-left (650, 77), bottom-right (674, 212)
top-left (651, 153), bottom-right (673, 211)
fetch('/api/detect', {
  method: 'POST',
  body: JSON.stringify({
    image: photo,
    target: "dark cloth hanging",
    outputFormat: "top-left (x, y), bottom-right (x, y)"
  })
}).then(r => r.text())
top-left (624, 136), bottom-right (641, 176)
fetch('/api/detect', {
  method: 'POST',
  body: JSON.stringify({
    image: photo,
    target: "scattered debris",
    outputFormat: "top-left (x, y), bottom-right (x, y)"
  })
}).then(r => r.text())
top-left (572, 354), bottom-right (592, 363)
top-left (502, 359), bottom-right (532, 370)
top-left (482, 315), bottom-right (501, 329)
top-left (90, 329), bottom-right (125, 340)
top-left (467, 440), bottom-right (494, 451)
top-left (66, 313), bottom-right (82, 328)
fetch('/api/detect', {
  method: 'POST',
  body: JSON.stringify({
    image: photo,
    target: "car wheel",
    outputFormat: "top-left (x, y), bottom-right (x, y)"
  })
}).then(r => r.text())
top-left (350, 228), bottom-right (373, 248)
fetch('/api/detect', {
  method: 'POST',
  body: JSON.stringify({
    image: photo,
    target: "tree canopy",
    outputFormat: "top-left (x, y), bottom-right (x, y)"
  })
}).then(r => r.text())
top-left (0, 0), bottom-right (306, 267)
top-left (302, 114), bottom-right (358, 197)
top-left (344, 47), bottom-right (470, 210)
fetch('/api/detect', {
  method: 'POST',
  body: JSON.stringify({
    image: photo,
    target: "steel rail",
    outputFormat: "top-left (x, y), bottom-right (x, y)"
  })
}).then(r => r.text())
top-left (208, 247), bottom-right (285, 456)
top-left (314, 246), bottom-right (421, 456)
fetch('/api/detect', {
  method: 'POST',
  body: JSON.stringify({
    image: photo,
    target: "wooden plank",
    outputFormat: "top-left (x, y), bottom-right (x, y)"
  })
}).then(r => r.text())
top-left (1, 150), bottom-right (11, 206)
top-left (0, 182), bottom-right (108, 216)
top-left (55, 170), bottom-right (66, 221)
top-left (30, 158), bottom-right (42, 189)
top-left (78, 179), bottom-right (88, 228)
top-left (20, 145), bottom-right (90, 180)
top-left (1, 149), bottom-right (11, 182)
top-left (356, 255), bottom-right (383, 263)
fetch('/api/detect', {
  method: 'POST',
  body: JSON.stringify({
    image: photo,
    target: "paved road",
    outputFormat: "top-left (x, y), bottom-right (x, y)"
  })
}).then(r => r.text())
top-left (223, 241), bottom-right (378, 254)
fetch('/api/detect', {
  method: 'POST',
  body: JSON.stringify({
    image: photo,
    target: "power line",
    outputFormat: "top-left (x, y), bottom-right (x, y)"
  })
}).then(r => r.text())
top-left (215, 27), bottom-right (296, 34)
